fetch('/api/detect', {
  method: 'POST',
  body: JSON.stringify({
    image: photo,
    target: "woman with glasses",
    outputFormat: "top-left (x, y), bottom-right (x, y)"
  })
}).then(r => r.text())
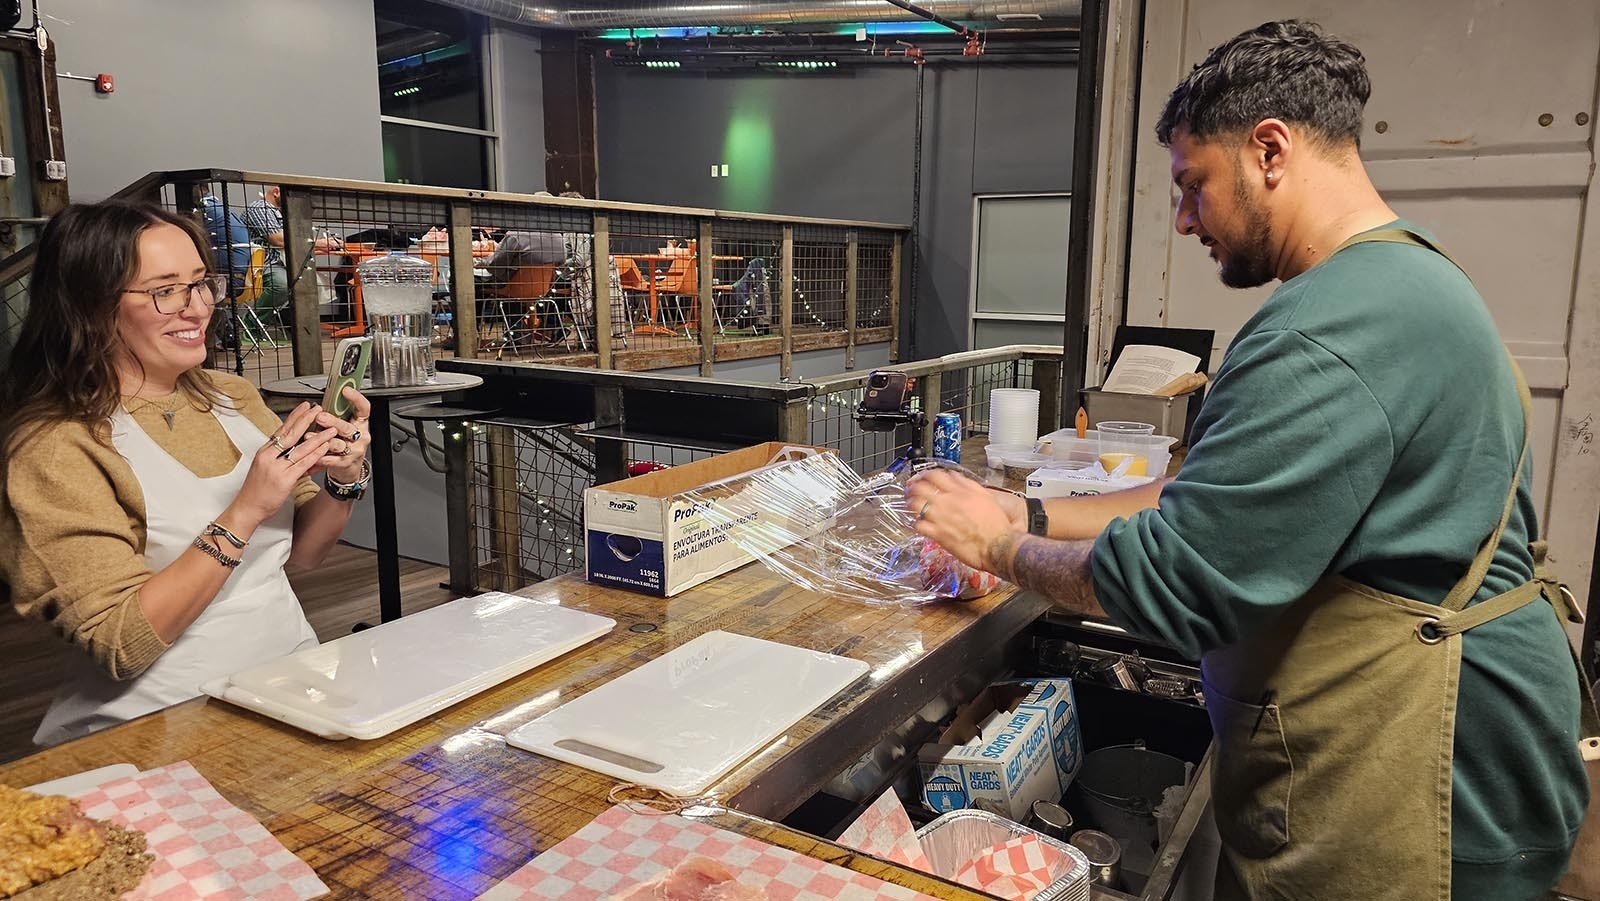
top-left (0, 200), bottom-right (374, 746)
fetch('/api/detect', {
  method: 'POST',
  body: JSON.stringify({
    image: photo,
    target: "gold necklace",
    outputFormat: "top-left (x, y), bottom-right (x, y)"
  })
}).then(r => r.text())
top-left (123, 393), bottom-right (182, 430)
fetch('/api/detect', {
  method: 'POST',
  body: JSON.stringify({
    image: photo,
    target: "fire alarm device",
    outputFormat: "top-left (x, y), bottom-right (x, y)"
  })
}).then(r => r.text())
top-left (95, 73), bottom-right (114, 94)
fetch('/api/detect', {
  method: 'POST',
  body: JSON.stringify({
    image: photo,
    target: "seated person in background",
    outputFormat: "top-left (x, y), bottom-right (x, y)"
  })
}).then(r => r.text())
top-left (197, 188), bottom-right (251, 300)
top-left (242, 186), bottom-right (290, 325)
top-left (0, 201), bottom-right (374, 746)
top-left (477, 230), bottom-right (569, 292)
top-left (558, 190), bottom-right (627, 343)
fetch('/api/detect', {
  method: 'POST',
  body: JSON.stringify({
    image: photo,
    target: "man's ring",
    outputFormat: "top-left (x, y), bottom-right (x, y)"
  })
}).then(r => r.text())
top-left (269, 435), bottom-right (286, 451)
top-left (917, 501), bottom-right (931, 521)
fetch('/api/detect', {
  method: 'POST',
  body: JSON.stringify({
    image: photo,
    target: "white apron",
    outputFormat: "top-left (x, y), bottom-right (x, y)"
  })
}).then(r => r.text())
top-left (33, 402), bottom-right (318, 746)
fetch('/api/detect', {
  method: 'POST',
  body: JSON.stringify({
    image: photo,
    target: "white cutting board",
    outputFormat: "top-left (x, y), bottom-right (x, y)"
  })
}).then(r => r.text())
top-left (506, 630), bottom-right (869, 796)
top-left (202, 592), bottom-right (614, 740)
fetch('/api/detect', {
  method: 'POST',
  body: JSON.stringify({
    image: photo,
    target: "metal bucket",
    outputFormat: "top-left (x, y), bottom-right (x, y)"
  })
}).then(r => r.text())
top-left (1073, 743), bottom-right (1189, 878)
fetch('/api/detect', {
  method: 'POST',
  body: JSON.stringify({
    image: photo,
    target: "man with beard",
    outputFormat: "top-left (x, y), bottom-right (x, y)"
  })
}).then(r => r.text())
top-left (908, 20), bottom-right (1591, 900)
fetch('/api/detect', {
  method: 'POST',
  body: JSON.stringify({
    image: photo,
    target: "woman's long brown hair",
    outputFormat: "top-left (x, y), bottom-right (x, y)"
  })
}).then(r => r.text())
top-left (0, 201), bottom-right (230, 458)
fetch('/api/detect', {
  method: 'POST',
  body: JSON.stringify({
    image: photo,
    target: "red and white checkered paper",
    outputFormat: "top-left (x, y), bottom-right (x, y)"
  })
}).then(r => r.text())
top-left (950, 834), bottom-right (1070, 901)
top-left (836, 790), bottom-right (1070, 901)
top-left (73, 761), bottom-right (328, 901)
top-left (836, 788), bottom-right (931, 872)
top-left (474, 805), bottom-right (941, 900)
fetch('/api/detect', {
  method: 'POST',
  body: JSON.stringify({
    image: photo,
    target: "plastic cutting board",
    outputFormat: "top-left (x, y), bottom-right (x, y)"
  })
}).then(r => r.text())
top-left (506, 630), bottom-right (870, 796)
top-left (201, 592), bottom-right (614, 740)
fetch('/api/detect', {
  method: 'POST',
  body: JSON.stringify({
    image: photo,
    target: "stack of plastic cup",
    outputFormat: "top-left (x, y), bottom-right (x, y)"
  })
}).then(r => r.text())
top-left (988, 388), bottom-right (1041, 447)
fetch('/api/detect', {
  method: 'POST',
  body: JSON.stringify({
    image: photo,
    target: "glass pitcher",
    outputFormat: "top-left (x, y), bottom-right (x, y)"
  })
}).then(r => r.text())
top-left (358, 251), bottom-right (436, 386)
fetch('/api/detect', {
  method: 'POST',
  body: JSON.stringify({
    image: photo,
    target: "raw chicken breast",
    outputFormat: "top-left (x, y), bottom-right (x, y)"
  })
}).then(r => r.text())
top-left (610, 856), bottom-right (767, 900)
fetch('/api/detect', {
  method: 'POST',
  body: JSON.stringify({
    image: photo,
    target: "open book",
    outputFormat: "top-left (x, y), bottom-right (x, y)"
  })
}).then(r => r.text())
top-left (1101, 344), bottom-right (1202, 394)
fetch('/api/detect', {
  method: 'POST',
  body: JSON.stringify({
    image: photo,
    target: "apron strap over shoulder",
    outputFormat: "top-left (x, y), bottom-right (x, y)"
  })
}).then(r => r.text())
top-left (1332, 227), bottom-right (1534, 614)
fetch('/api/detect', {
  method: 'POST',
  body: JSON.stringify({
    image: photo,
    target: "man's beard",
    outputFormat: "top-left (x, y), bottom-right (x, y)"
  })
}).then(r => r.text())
top-left (1218, 178), bottom-right (1275, 289)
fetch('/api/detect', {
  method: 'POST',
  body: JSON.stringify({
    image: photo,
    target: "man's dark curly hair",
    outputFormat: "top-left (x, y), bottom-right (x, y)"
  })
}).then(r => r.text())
top-left (1155, 20), bottom-right (1370, 148)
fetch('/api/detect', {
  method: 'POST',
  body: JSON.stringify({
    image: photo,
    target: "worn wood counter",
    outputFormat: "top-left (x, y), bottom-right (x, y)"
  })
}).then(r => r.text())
top-left (0, 563), bottom-right (1048, 899)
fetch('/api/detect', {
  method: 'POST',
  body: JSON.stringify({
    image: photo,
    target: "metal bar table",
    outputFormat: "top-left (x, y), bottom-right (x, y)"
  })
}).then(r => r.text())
top-left (263, 371), bottom-right (483, 622)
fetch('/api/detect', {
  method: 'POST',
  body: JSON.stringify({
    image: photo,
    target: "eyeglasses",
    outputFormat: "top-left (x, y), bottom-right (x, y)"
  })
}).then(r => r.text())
top-left (123, 274), bottom-right (230, 314)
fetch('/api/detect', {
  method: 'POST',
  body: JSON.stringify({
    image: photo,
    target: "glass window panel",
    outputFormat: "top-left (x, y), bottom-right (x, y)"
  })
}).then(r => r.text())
top-left (382, 121), bottom-right (490, 190)
top-left (375, 0), bottom-right (486, 130)
top-left (974, 195), bottom-right (1071, 316)
top-left (973, 318), bottom-right (1064, 351)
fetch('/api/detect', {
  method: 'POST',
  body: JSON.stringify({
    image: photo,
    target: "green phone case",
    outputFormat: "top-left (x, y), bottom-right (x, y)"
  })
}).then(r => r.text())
top-left (323, 338), bottom-right (371, 420)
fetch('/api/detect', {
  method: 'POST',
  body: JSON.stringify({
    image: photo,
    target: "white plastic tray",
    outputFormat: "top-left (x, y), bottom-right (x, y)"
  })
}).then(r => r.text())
top-left (202, 592), bottom-right (614, 740)
top-left (507, 630), bottom-right (869, 796)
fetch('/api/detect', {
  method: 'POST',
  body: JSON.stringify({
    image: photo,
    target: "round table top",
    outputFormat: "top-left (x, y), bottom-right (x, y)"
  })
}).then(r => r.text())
top-left (261, 371), bottom-right (483, 400)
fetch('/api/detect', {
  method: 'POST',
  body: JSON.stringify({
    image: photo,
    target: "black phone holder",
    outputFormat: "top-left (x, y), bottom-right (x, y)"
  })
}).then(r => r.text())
top-left (855, 370), bottom-right (926, 472)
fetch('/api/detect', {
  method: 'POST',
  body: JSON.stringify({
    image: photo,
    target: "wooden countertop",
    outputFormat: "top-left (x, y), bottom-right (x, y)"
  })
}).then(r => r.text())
top-left (0, 564), bottom-right (1046, 899)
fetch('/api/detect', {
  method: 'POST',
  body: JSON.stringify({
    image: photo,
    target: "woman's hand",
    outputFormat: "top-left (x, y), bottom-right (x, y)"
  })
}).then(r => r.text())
top-left (309, 386), bottom-right (373, 483)
top-left (905, 468), bottom-right (1021, 576)
top-left (224, 402), bottom-right (340, 531)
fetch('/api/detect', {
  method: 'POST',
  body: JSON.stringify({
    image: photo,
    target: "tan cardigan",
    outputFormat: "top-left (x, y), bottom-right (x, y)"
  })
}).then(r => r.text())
top-left (0, 372), bottom-right (318, 680)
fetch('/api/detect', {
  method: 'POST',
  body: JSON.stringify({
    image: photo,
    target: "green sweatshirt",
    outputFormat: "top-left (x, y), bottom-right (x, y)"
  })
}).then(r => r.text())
top-left (1092, 220), bottom-right (1588, 899)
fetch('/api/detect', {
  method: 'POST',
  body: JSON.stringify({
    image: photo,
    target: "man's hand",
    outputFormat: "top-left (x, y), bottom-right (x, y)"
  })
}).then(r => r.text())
top-left (905, 468), bottom-right (1021, 578)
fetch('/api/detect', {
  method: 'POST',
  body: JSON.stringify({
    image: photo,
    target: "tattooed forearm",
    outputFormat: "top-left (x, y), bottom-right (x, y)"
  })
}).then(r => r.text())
top-left (1000, 534), bottom-right (1106, 618)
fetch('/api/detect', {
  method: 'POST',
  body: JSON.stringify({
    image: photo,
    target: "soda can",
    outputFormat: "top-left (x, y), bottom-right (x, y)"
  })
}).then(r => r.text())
top-left (933, 412), bottom-right (962, 463)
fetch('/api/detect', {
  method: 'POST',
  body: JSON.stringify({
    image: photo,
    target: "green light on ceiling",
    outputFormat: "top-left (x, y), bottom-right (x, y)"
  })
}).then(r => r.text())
top-left (643, 60), bottom-right (681, 69)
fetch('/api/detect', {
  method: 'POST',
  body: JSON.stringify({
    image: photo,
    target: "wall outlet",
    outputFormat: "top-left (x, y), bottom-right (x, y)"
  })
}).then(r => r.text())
top-left (0, 157), bottom-right (14, 177)
top-left (42, 159), bottom-right (67, 180)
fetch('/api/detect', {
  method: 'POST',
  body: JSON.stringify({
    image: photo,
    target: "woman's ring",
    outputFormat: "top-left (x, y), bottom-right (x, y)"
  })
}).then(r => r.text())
top-left (917, 501), bottom-right (931, 521)
top-left (269, 435), bottom-right (286, 451)
top-left (277, 446), bottom-right (294, 461)
top-left (349, 429), bottom-right (362, 443)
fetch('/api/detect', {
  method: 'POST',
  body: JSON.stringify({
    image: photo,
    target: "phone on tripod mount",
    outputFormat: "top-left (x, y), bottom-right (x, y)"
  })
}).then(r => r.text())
top-left (855, 370), bottom-right (926, 471)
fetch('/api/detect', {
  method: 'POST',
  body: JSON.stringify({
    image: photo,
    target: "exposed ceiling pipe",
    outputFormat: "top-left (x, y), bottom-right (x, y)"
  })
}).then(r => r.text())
top-left (428, 1), bottom-right (1078, 30)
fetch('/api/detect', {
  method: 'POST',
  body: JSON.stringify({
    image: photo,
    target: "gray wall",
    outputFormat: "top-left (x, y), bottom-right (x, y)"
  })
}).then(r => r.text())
top-left (494, 25), bottom-right (546, 194)
top-left (48, 0), bottom-right (384, 201)
top-left (595, 61), bottom-right (1076, 358)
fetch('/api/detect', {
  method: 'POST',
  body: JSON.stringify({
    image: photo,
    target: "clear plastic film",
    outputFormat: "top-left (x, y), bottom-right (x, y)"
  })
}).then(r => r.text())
top-left (680, 453), bottom-right (1004, 606)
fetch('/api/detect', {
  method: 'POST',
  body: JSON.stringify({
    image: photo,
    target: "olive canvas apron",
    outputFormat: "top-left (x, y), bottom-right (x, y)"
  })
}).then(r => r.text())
top-left (1201, 228), bottom-right (1598, 900)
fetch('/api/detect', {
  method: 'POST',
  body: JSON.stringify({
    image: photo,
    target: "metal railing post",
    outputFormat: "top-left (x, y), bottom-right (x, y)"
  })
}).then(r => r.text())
top-left (443, 419), bottom-right (477, 594)
top-left (780, 225), bottom-right (795, 379)
top-left (888, 237), bottom-right (903, 363)
top-left (917, 370), bottom-right (942, 457)
top-left (447, 201), bottom-right (478, 359)
top-left (845, 229), bottom-right (859, 370)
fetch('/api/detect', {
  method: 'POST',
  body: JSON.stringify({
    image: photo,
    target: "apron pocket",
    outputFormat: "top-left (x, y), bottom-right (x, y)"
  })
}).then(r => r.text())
top-left (1206, 686), bottom-right (1295, 859)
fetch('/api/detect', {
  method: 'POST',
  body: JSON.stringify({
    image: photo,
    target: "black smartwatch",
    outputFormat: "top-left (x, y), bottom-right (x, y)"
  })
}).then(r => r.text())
top-left (1025, 497), bottom-right (1049, 537)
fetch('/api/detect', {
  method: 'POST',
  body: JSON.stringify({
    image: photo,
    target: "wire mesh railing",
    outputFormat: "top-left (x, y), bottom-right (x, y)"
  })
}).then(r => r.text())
top-left (0, 169), bottom-right (905, 385)
top-left (447, 346), bottom-right (1063, 591)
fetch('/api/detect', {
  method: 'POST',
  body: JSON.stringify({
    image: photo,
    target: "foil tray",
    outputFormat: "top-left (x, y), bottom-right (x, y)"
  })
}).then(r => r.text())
top-left (916, 808), bottom-right (1092, 901)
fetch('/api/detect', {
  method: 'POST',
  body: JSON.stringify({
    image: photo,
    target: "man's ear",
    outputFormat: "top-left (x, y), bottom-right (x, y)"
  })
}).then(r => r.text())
top-left (1250, 118), bottom-right (1294, 186)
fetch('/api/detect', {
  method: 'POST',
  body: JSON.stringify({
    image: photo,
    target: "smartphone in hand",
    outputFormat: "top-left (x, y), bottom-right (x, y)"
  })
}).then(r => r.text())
top-left (321, 338), bottom-right (371, 421)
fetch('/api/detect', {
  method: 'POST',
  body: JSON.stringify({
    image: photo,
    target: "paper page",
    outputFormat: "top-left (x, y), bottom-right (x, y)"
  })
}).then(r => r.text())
top-left (1101, 344), bottom-right (1202, 394)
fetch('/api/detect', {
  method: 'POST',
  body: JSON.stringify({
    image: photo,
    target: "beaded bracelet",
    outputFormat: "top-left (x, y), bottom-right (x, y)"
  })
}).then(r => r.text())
top-left (192, 535), bottom-right (242, 568)
top-left (325, 457), bottom-right (371, 502)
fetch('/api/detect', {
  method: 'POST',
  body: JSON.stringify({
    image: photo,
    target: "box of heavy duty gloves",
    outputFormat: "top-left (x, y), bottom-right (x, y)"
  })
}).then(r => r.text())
top-left (918, 679), bottom-right (1083, 821)
top-left (584, 442), bottom-right (825, 597)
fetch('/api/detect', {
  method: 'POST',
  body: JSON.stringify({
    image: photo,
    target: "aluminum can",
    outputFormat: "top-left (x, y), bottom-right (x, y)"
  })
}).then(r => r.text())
top-left (933, 412), bottom-right (962, 462)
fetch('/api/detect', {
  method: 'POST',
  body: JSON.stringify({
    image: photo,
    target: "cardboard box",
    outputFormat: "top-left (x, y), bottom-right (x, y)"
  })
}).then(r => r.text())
top-left (584, 442), bottom-right (824, 597)
top-left (1024, 466), bottom-right (1156, 499)
top-left (918, 679), bottom-right (1083, 821)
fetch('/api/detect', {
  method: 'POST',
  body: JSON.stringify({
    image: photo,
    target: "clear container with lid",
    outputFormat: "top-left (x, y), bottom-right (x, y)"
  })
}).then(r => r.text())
top-left (358, 251), bottom-right (435, 386)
